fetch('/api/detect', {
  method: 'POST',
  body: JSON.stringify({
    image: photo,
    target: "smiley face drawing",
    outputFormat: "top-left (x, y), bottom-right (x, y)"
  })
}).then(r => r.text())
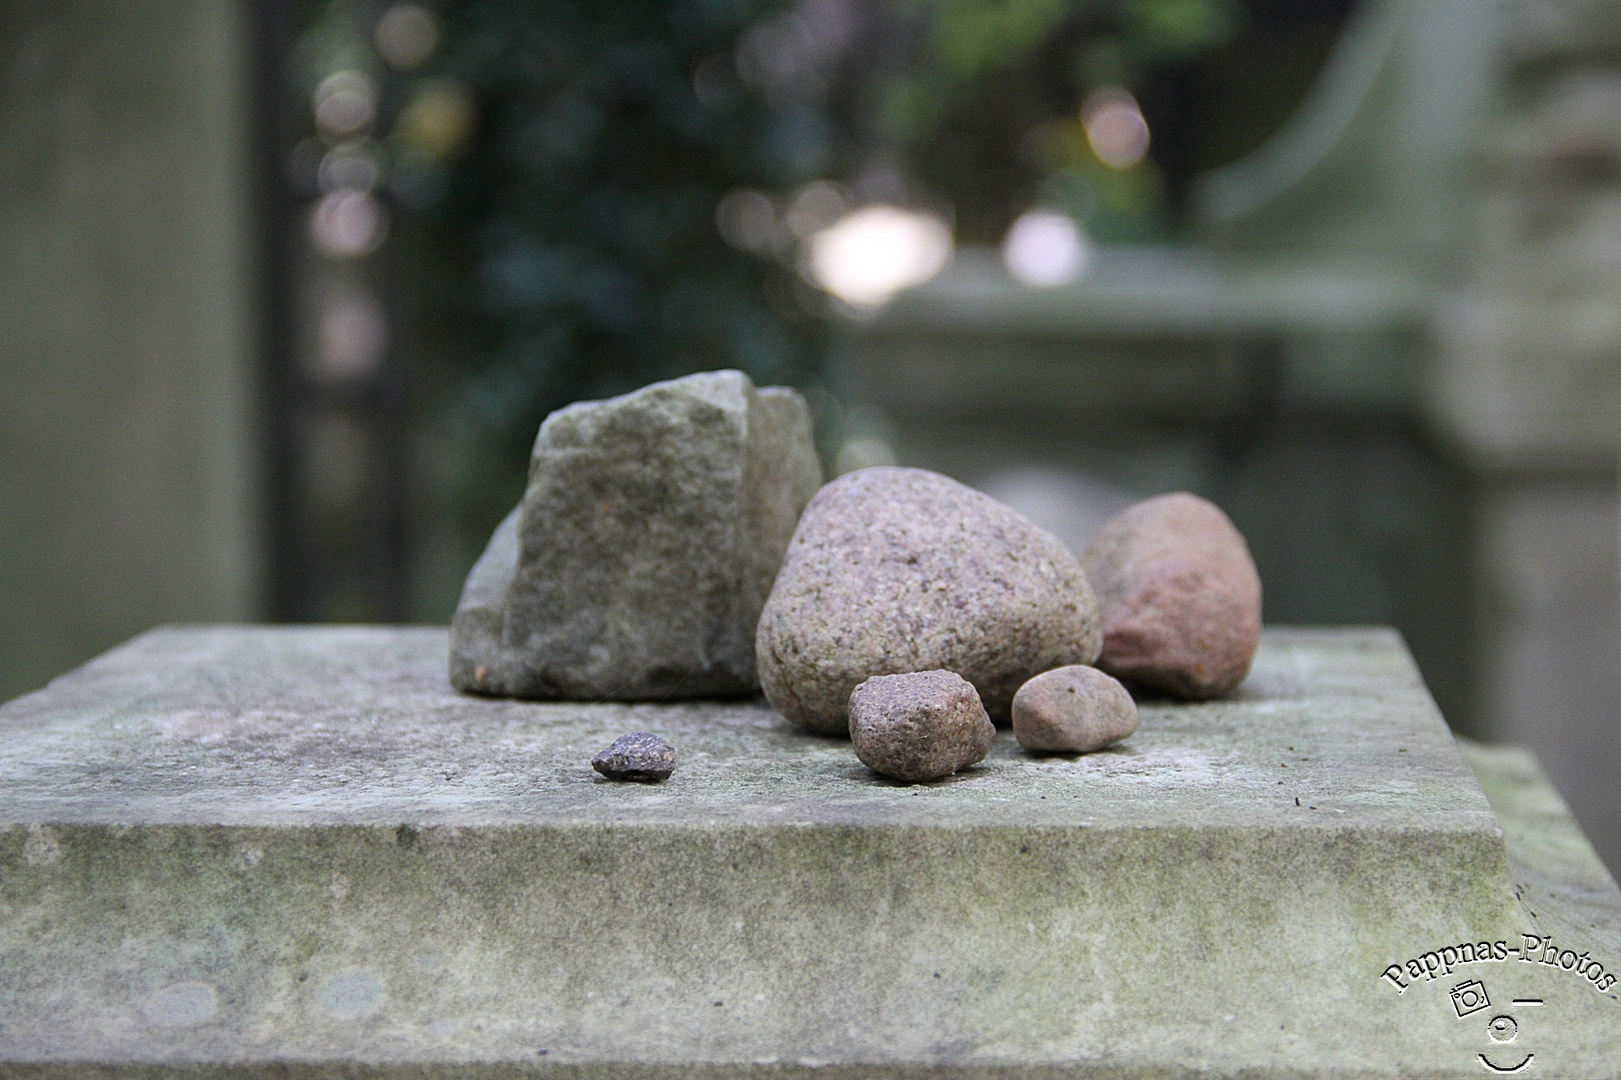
top-left (1477, 1003), bottom-right (1538, 1073)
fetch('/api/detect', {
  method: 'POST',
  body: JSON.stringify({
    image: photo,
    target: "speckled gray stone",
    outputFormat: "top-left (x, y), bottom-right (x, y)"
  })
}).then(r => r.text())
top-left (756, 467), bottom-right (1102, 733)
top-left (451, 370), bottom-right (822, 701)
top-left (591, 731), bottom-right (676, 783)
top-left (848, 670), bottom-right (995, 783)
top-left (1012, 664), bottom-right (1138, 753)
top-left (1082, 491), bottom-right (1262, 699)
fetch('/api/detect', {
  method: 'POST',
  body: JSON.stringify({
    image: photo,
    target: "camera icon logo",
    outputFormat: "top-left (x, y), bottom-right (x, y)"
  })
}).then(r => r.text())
top-left (1451, 979), bottom-right (1491, 1018)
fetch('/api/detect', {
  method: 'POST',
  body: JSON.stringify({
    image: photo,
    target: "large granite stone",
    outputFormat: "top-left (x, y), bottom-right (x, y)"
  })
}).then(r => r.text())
top-left (451, 370), bottom-right (821, 700)
top-left (3, 625), bottom-right (1618, 1077)
top-left (756, 467), bottom-right (1102, 733)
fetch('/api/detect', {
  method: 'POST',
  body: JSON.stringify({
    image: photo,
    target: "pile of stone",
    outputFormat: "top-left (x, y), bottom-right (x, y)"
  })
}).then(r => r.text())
top-left (756, 470), bottom-right (1260, 780)
top-left (453, 371), bottom-right (1262, 785)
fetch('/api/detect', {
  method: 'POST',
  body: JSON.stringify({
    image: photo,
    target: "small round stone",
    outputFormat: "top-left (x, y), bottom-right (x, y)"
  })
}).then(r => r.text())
top-left (592, 732), bottom-right (676, 782)
top-left (848, 670), bottom-right (995, 783)
top-left (1012, 665), bottom-right (1138, 753)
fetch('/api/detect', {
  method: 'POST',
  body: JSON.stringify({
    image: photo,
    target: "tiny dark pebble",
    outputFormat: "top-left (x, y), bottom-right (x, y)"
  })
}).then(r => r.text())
top-left (592, 732), bottom-right (676, 782)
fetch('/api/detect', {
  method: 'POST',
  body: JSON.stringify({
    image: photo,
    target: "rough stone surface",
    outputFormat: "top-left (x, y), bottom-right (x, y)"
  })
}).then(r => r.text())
top-left (1011, 664), bottom-right (1139, 753)
top-left (756, 467), bottom-right (1102, 733)
top-left (2, 626), bottom-right (1620, 1077)
top-left (847, 670), bottom-right (995, 782)
top-left (451, 369), bottom-right (822, 701)
top-left (1082, 491), bottom-right (1262, 698)
top-left (592, 731), bottom-right (676, 782)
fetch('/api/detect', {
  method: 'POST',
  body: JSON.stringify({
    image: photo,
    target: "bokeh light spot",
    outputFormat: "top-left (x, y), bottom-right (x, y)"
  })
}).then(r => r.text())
top-left (835, 435), bottom-right (897, 475)
top-left (318, 143), bottom-right (381, 194)
top-left (398, 80), bottom-right (475, 160)
top-left (376, 5), bottom-right (439, 70)
top-left (1002, 210), bottom-right (1090, 287)
top-left (315, 71), bottom-right (378, 140)
top-left (315, 290), bottom-right (387, 381)
top-left (807, 205), bottom-right (953, 308)
top-left (311, 190), bottom-right (387, 258)
top-left (1083, 88), bottom-right (1150, 169)
top-left (716, 189), bottom-right (777, 253)
top-left (785, 181), bottom-right (849, 241)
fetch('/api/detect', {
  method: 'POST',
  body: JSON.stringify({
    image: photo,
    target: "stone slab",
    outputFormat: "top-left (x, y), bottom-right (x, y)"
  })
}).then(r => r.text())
top-left (0, 626), bottom-right (1617, 1077)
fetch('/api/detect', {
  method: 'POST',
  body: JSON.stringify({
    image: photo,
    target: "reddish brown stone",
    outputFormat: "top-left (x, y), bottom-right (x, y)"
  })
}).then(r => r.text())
top-left (1012, 665), bottom-right (1138, 753)
top-left (848, 670), bottom-right (995, 783)
top-left (1081, 493), bottom-right (1261, 699)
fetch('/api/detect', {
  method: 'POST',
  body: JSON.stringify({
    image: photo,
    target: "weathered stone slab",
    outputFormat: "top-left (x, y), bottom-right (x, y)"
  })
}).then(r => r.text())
top-left (451, 370), bottom-right (821, 700)
top-left (1, 626), bottom-right (1618, 1077)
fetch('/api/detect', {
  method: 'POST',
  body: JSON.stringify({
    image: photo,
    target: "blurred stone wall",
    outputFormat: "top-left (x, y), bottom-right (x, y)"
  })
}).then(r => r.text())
top-left (0, 2), bottom-right (260, 702)
top-left (1433, 0), bottom-right (1621, 875)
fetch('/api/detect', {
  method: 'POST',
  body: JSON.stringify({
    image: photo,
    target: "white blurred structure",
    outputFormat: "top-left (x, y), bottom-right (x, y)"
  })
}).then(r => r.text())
top-left (979, 467), bottom-right (1135, 558)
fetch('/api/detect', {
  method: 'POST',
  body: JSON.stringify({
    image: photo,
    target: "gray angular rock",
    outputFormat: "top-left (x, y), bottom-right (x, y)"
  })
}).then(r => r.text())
top-left (848, 670), bottom-right (994, 783)
top-left (1011, 665), bottom-right (1138, 753)
top-left (592, 732), bottom-right (677, 783)
top-left (756, 467), bottom-right (1102, 733)
top-left (1081, 492), bottom-right (1262, 699)
top-left (451, 370), bottom-right (822, 700)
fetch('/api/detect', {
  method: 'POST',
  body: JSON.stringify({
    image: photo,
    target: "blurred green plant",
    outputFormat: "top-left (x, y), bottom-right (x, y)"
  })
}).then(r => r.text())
top-left (289, 0), bottom-right (1241, 549)
top-left (420, 0), bottom-right (842, 533)
top-left (879, 0), bottom-right (1238, 241)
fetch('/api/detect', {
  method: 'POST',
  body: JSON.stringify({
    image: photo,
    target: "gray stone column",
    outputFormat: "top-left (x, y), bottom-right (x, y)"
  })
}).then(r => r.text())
top-left (0, 1), bottom-right (262, 702)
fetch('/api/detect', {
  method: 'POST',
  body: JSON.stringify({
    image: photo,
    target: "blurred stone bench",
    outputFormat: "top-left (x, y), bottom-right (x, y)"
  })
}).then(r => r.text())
top-left (1, 625), bottom-right (1618, 1077)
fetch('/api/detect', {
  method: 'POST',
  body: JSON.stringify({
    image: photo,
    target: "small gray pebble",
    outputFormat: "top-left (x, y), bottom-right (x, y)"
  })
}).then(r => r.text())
top-left (592, 732), bottom-right (676, 782)
top-left (1012, 665), bottom-right (1138, 753)
top-left (848, 670), bottom-right (995, 784)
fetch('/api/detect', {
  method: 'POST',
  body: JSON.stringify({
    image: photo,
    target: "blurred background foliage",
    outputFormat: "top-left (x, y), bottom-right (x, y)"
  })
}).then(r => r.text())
top-left (883, 0), bottom-right (1239, 242)
top-left (283, 0), bottom-right (1348, 551)
top-left (425, 0), bottom-right (839, 535)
